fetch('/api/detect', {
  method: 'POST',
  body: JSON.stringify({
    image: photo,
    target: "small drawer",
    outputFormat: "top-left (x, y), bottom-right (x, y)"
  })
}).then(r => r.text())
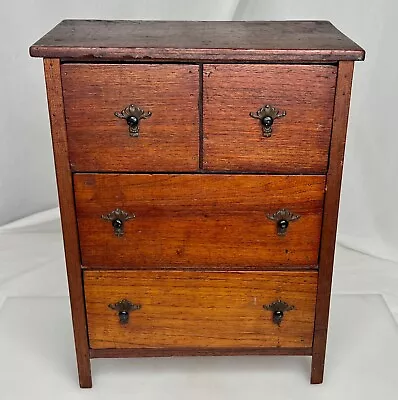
top-left (203, 64), bottom-right (337, 173)
top-left (84, 270), bottom-right (318, 349)
top-left (74, 174), bottom-right (325, 269)
top-left (62, 64), bottom-right (199, 171)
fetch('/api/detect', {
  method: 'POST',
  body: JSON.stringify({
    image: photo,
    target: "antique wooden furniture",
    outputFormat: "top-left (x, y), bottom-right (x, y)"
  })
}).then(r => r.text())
top-left (30, 20), bottom-right (365, 388)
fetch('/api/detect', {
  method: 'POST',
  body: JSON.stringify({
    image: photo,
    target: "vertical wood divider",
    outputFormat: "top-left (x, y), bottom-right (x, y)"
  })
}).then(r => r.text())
top-left (311, 61), bottom-right (354, 384)
top-left (43, 58), bottom-right (92, 388)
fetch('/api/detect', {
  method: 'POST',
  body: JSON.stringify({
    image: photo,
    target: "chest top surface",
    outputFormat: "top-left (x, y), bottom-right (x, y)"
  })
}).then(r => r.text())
top-left (30, 20), bottom-right (365, 62)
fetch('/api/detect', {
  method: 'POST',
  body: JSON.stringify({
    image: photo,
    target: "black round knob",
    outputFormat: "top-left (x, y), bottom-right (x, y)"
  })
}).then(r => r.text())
top-left (274, 310), bottom-right (284, 318)
top-left (261, 116), bottom-right (274, 128)
top-left (126, 115), bottom-right (139, 126)
top-left (118, 310), bottom-right (129, 324)
top-left (278, 219), bottom-right (289, 230)
top-left (112, 218), bottom-right (123, 229)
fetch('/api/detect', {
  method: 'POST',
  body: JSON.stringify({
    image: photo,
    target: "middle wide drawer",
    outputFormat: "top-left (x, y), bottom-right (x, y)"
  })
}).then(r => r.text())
top-left (74, 174), bottom-right (325, 269)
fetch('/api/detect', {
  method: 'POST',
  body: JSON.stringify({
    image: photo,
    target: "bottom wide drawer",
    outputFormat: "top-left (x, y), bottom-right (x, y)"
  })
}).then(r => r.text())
top-left (84, 271), bottom-right (317, 350)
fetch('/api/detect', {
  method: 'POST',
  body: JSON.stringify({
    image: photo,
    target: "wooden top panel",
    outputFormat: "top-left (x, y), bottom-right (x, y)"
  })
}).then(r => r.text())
top-left (30, 20), bottom-right (365, 62)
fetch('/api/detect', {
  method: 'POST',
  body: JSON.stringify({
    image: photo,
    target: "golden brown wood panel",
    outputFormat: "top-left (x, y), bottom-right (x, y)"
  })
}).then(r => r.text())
top-left (62, 64), bottom-right (199, 171)
top-left (74, 174), bottom-right (325, 269)
top-left (203, 64), bottom-right (337, 173)
top-left (84, 270), bottom-right (318, 349)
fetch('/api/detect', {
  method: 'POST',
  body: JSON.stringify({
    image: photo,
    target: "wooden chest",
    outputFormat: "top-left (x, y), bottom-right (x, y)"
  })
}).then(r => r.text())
top-left (30, 20), bottom-right (364, 388)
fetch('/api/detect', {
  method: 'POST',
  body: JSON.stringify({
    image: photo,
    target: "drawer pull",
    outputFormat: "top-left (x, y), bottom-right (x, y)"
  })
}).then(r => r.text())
top-left (109, 299), bottom-right (142, 325)
top-left (114, 104), bottom-right (152, 137)
top-left (263, 300), bottom-right (295, 326)
top-left (266, 209), bottom-right (300, 236)
top-left (249, 104), bottom-right (286, 137)
top-left (101, 208), bottom-right (135, 237)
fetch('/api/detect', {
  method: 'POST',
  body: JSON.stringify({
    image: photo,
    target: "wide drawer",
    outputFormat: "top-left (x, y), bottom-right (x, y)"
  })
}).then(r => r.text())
top-left (62, 64), bottom-right (199, 171)
top-left (203, 64), bottom-right (336, 173)
top-left (74, 174), bottom-right (325, 268)
top-left (84, 270), bottom-right (318, 349)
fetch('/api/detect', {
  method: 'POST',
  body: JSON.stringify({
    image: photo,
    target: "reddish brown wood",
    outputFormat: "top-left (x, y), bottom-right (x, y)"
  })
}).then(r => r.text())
top-left (90, 347), bottom-right (312, 358)
top-left (30, 20), bottom-right (365, 62)
top-left (43, 59), bottom-right (92, 388)
top-left (62, 64), bottom-right (199, 171)
top-left (74, 174), bottom-right (326, 269)
top-left (84, 270), bottom-right (318, 349)
top-left (32, 22), bottom-right (364, 388)
top-left (203, 64), bottom-right (337, 173)
top-left (311, 61), bottom-right (355, 384)
top-left (81, 265), bottom-right (316, 272)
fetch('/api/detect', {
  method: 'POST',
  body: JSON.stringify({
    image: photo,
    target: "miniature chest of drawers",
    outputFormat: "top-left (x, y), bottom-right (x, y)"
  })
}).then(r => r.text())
top-left (30, 20), bottom-right (364, 388)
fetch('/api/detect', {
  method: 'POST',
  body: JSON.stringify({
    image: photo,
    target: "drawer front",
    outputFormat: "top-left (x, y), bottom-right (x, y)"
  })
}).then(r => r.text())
top-left (62, 64), bottom-right (199, 171)
top-left (84, 270), bottom-right (318, 349)
top-left (74, 174), bottom-right (325, 268)
top-left (203, 64), bottom-right (336, 173)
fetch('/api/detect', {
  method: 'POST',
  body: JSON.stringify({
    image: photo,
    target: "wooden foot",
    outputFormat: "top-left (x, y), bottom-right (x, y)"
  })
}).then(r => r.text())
top-left (78, 358), bottom-right (92, 388)
top-left (79, 376), bottom-right (92, 389)
top-left (310, 353), bottom-right (325, 384)
top-left (75, 337), bottom-right (92, 388)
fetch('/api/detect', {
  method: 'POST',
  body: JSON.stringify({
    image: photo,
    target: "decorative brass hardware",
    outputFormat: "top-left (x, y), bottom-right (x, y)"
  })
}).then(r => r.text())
top-left (263, 300), bottom-right (295, 326)
top-left (101, 209), bottom-right (135, 237)
top-left (266, 209), bottom-right (301, 236)
top-left (108, 299), bottom-right (142, 325)
top-left (249, 104), bottom-right (286, 137)
top-left (114, 104), bottom-right (152, 137)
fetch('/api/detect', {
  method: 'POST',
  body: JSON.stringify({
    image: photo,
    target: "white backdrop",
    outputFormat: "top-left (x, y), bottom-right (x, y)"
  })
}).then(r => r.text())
top-left (1, 0), bottom-right (397, 263)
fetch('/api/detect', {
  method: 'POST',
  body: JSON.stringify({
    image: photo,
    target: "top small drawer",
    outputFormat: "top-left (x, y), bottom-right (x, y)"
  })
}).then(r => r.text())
top-left (203, 64), bottom-right (337, 173)
top-left (62, 64), bottom-right (199, 172)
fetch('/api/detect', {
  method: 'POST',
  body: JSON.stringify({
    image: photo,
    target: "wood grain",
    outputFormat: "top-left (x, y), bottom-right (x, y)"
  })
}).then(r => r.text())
top-left (84, 270), bottom-right (318, 349)
top-left (74, 174), bottom-right (326, 269)
top-left (43, 59), bottom-right (92, 388)
top-left (311, 61), bottom-right (355, 384)
top-left (32, 20), bottom-right (365, 388)
top-left (90, 347), bottom-right (312, 358)
top-left (30, 20), bottom-right (365, 62)
top-left (203, 64), bottom-right (337, 173)
top-left (62, 64), bottom-right (199, 171)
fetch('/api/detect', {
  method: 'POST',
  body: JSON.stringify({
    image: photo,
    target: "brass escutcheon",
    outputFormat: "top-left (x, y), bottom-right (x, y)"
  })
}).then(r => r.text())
top-left (263, 300), bottom-right (295, 326)
top-left (101, 208), bottom-right (135, 237)
top-left (115, 104), bottom-right (152, 137)
top-left (250, 104), bottom-right (286, 137)
top-left (108, 299), bottom-right (142, 325)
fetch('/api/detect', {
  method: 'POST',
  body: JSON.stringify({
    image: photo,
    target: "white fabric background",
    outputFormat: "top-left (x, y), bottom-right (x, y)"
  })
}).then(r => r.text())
top-left (1, 0), bottom-right (397, 264)
top-left (0, 3), bottom-right (397, 272)
top-left (0, 4), bottom-right (397, 394)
